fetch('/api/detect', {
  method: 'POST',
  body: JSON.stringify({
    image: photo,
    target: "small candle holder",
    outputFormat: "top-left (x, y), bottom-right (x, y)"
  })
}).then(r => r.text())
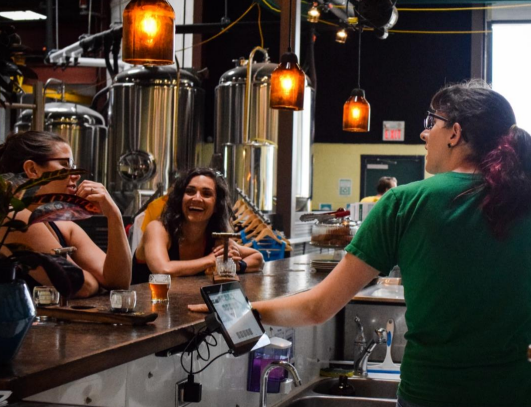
top-left (110, 290), bottom-right (137, 313)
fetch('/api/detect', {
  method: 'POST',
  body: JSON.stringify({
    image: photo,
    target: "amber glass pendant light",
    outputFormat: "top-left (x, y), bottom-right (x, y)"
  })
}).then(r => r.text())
top-left (270, 0), bottom-right (305, 111)
top-left (343, 27), bottom-right (370, 132)
top-left (122, 0), bottom-right (175, 66)
top-left (307, 3), bottom-right (320, 23)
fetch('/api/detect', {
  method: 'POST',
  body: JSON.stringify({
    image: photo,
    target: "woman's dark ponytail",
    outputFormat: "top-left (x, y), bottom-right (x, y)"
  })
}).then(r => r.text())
top-left (431, 82), bottom-right (531, 239)
top-left (479, 126), bottom-right (531, 238)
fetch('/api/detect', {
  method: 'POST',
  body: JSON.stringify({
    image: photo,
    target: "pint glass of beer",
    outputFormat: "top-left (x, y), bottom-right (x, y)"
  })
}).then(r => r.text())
top-left (149, 274), bottom-right (171, 303)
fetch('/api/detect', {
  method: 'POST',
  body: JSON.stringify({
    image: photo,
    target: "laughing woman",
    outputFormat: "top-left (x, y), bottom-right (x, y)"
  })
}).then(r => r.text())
top-left (132, 167), bottom-right (263, 284)
top-left (0, 131), bottom-right (131, 297)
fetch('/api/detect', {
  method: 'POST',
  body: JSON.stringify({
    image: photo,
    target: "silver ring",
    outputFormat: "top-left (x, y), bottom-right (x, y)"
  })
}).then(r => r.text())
top-left (90, 187), bottom-right (94, 194)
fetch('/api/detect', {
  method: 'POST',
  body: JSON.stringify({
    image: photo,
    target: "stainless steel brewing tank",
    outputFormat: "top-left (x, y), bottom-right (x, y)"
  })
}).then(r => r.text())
top-left (235, 141), bottom-right (277, 212)
top-left (214, 61), bottom-right (279, 151)
top-left (15, 103), bottom-right (107, 183)
top-left (215, 60), bottom-right (315, 211)
top-left (107, 66), bottom-right (204, 194)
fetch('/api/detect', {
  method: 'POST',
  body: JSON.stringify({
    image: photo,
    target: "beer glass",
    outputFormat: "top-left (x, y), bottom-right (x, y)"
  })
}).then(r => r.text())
top-left (149, 274), bottom-right (171, 303)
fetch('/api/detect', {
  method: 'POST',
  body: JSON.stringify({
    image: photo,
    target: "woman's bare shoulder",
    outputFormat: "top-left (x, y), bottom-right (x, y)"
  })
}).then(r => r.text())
top-left (145, 219), bottom-right (166, 234)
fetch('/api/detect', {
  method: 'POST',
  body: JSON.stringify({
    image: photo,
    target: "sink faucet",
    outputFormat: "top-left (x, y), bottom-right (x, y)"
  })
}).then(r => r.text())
top-left (353, 315), bottom-right (367, 362)
top-left (353, 328), bottom-right (387, 377)
top-left (259, 361), bottom-right (302, 407)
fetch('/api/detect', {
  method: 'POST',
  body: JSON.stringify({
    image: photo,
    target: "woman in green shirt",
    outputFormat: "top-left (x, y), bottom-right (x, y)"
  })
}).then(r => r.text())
top-left (249, 81), bottom-right (531, 407)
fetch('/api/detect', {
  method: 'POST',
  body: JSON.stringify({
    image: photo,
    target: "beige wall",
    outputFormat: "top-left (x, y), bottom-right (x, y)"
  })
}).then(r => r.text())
top-left (311, 143), bottom-right (429, 211)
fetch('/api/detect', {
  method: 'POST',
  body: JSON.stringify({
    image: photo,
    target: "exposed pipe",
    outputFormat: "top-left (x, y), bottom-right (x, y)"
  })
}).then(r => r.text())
top-left (243, 47), bottom-right (270, 144)
top-left (44, 78), bottom-right (66, 102)
top-left (46, 0), bottom-right (53, 52)
top-left (55, 0), bottom-right (59, 49)
top-left (88, 0), bottom-right (93, 35)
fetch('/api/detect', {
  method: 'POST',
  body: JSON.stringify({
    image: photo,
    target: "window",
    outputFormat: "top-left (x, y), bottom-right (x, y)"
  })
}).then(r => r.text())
top-left (491, 22), bottom-right (531, 131)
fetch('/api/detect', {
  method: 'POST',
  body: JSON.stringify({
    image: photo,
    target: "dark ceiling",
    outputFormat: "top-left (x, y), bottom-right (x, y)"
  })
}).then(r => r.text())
top-left (0, 0), bottom-right (112, 54)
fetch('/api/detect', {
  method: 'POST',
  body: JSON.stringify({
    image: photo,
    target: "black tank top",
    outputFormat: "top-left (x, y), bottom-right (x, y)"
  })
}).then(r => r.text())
top-left (131, 234), bottom-right (215, 284)
top-left (22, 221), bottom-right (68, 292)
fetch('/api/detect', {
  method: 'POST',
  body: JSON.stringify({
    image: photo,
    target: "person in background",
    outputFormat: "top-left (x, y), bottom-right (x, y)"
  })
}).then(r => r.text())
top-left (141, 194), bottom-right (168, 232)
top-left (0, 131), bottom-right (132, 297)
top-left (360, 176), bottom-right (397, 203)
top-left (192, 81), bottom-right (531, 407)
top-left (132, 167), bottom-right (263, 284)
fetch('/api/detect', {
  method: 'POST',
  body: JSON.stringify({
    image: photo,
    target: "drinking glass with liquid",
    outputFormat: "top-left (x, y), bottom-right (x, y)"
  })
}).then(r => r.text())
top-left (149, 274), bottom-right (171, 303)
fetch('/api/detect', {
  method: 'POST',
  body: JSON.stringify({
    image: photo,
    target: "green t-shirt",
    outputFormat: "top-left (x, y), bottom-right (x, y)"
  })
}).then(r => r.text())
top-left (346, 172), bottom-right (531, 407)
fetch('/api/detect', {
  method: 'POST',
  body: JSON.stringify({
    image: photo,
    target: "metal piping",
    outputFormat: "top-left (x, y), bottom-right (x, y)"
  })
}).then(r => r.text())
top-left (44, 78), bottom-right (66, 102)
top-left (46, 0), bottom-right (53, 52)
top-left (243, 46), bottom-right (270, 144)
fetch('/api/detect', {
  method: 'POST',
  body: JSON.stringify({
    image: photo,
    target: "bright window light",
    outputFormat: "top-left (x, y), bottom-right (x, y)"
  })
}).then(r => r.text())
top-left (491, 23), bottom-right (531, 131)
top-left (0, 11), bottom-right (47, 21)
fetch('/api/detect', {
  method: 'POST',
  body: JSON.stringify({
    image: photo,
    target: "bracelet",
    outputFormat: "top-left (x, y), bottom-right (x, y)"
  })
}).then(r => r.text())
top-left (237, 260), bottom-right (247, 274)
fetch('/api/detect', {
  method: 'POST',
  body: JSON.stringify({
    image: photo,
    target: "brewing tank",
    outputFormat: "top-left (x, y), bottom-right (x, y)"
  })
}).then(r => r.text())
top-left (215, 59), bottom-right (278, 150)
top-left (15, 102), bottom-right (108, 183)
top-left (215, 58), bottom-right (314, 211)
top-left (107, 65), bottom-right (204, 196)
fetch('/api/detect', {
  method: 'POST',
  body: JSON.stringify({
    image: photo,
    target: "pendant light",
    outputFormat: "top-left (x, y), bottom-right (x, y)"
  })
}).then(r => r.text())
top-left (307, 3), bottom-right (320, 23)
top-left (343, 26), bottom-right (370, 132)
top-left (122, 0), bottom-right (175, 66)
top-left (270, 0), bottom-right (305, 111)
top-left (335, 28), bottom-right (348, 44)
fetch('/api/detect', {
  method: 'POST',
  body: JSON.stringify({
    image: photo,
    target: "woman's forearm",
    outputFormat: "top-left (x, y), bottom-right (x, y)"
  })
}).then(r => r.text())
top-left (102, 210), bottom-right (132, 289)
top-left (149, 255), bottom-right (215, 277)
top-left (243, 252), bottom-right (264, 273)
top-left (253, 253), bottom-right (379, 327)
top-left (74, 271), bottom-right (100, 298)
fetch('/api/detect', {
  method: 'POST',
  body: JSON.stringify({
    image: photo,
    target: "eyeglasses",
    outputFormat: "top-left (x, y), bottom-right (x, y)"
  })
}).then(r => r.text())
top-left (37, 157), bottom-right (77, 170)
top-left (424, 111), bottom-right (449, 130)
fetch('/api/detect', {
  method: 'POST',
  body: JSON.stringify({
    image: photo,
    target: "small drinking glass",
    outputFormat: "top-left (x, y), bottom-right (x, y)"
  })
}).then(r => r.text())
top-left (33, 286), bottom-right (60, 306)
top-left (149, 274), bottom-right (171, 303)
top-left (216, 257), bottom-right (237, 278)
top-left (110, 290), bottom-right (137, 313)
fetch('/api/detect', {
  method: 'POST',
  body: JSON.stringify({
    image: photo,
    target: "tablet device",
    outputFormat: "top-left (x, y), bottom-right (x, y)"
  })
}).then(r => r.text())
top-left (200, 282), bottom-right (268, 356)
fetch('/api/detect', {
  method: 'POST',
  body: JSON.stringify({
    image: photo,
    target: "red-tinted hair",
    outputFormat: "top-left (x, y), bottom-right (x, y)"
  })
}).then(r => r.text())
top-left (432, 81), bottom-right (531, 238)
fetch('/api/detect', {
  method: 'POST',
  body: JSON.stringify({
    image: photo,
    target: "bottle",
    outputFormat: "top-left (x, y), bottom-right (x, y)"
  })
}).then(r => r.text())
top-left (329, 375), bottom-right (355, 397)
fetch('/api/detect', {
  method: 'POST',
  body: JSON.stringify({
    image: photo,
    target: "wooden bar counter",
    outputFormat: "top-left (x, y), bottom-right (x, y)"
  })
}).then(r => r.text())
top-left (0, 254), bottom-right (328, 401)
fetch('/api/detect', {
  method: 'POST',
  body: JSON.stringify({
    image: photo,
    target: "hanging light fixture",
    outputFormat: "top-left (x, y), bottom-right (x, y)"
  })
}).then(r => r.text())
top-left (343, 27), bottom-right (370, 132)
top-left (270, 0), bottom-right (305, 111)
top-left (122, 0), bottom-right (175, 66)
top-left (307, 3), bottom-right (320, 23)
top-left (335, 28), bottom-right (348, 43)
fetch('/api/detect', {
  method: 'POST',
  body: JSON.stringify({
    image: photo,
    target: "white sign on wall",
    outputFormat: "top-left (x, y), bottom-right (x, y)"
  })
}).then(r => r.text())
top-left (339, 179), bottom-right (352, 196)
top-left (383, 121), bottom-right (405, 142)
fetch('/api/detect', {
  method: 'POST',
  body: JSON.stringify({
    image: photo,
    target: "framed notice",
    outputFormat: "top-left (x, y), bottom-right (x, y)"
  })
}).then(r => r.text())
top-left (339, 178), bottom-right (352, 196)
top-left (383, 121), bottom-right (405, 142)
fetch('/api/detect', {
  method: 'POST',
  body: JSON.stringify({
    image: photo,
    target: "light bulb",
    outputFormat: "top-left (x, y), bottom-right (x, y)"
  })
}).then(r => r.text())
top-left (141, 15), bottom-right (158, 36)
top-left (281, 76), bottom-right (294, 92)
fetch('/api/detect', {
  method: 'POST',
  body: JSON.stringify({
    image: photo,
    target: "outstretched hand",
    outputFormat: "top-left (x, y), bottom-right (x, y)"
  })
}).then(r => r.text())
top-left (188, 303), bottom-right (209, 313)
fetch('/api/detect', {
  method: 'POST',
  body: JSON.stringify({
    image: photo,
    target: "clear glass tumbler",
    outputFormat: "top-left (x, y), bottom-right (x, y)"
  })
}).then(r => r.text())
top-left (33, 286), bottom-right (60, 306)
top-left (110, 290), bottom-right (137, 313)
